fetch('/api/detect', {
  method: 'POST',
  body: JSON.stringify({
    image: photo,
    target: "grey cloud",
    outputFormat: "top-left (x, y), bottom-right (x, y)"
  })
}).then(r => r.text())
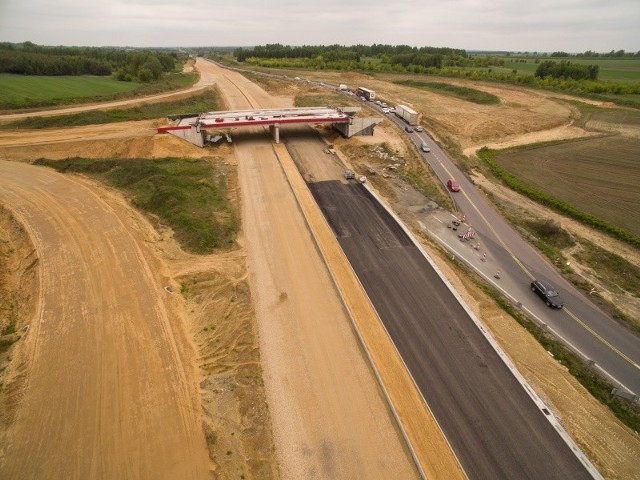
top-left (0, 0), bottom-right (637, 51)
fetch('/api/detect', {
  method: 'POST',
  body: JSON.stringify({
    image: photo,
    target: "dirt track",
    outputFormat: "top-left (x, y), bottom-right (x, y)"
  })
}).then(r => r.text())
top-left (0, 162), bottom-right (210, 479)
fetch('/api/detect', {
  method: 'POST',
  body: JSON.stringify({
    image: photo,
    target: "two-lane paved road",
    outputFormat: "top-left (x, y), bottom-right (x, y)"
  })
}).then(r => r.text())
top-left (382, 109), bottom-right (640, 395)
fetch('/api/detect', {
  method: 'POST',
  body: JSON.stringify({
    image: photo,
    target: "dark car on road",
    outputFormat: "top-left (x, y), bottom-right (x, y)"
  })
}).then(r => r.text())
top-left (531, 280), bottom-right (564, 309)
top-left (405, 126), bottom-right (413, 133)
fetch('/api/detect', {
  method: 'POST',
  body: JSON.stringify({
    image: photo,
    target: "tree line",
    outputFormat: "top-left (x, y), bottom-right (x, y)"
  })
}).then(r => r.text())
top-left (0, 42), bottom-right (178, 82)
top-left (535, 60), bottom-right (599, 81)
top-left (232, 44), bottom-right (638, 73)
top-left (576, 49), bottom-right (640, 58)
top-left (233, 43), bottom-right (467, 66)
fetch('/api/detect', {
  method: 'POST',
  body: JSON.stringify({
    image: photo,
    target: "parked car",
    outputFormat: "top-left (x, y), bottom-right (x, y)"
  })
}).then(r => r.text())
top-left (421, 143), bottom-right (431, 152)
top-left (405, 126), bottom-right (414, 133)
top-left (382, 108), bottom-right (390, 114)
top-left (447, 178), bottom-right (460, 192)
top-left (531, 280), bottom-right (564, 308)
top-left (415, 125), bottom-right (424, 132)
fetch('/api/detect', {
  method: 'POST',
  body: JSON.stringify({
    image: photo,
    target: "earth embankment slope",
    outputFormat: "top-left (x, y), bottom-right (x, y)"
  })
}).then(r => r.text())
top-left (0, 161), bottom-right (210, 479)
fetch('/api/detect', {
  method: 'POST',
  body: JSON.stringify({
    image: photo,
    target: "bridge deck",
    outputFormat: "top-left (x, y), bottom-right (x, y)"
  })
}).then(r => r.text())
top-left (158, 107), bottom-right (350, 132)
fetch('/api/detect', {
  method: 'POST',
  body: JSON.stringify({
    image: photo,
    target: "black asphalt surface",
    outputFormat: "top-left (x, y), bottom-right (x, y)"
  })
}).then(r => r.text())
top-left (309, 180), bottom-right (591, 479)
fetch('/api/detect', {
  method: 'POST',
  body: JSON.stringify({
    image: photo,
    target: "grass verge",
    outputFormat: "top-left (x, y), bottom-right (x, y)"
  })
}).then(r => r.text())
top-left (34, 157), bottom-right (238, 254)
top-left (395, 79), bottom-right (501, 105)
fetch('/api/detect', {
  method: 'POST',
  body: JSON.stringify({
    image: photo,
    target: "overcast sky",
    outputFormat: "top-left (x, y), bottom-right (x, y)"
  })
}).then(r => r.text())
top-left (1, 0), bottom-right (638, 52)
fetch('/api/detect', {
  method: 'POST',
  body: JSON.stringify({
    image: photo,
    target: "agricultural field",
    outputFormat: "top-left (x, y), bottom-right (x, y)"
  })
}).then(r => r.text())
top-left (0, 72), bottom-right (197, 110)
top-left (491, 134), bottom-right (640, 237)
top-left (0, 75), bottom-right (140, 105)
top-left (495, 57), bottom-right (640, 83)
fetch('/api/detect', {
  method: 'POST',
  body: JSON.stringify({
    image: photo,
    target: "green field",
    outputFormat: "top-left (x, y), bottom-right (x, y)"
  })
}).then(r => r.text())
top-left (496, 57), bottom-right (640, 83)
top-left (0, 75), bottom-right (141, 103)
top-left (492, 135), bottom-right (640, 237)
top-left (0, 72), bottom-right (197, 110)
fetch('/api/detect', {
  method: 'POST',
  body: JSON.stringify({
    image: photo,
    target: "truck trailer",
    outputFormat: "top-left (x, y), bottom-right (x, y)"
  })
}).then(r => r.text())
top-left (355, 87), bottom-right (376, 101)
top-left (395, 104), bottom-right (419, 125)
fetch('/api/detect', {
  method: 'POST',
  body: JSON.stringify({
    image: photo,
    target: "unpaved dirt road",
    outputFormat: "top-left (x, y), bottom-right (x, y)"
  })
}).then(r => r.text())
top-left (0, 162), bottom-right (210, 479)
top-left (201, 60), bottom-right (421, 479)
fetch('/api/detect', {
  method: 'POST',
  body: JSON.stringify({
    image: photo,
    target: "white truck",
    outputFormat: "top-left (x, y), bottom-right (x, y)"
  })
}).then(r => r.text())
top-left (395, 104), bottom-right (419, 125)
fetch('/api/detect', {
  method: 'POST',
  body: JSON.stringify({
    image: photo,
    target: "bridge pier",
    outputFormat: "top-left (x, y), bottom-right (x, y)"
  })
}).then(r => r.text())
top-left (270, 123), bottom-right (280, 143)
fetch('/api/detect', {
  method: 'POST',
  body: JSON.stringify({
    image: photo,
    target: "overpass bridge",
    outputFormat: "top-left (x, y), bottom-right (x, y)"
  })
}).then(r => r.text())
top-left (157, 106), bottom-right (381, 147)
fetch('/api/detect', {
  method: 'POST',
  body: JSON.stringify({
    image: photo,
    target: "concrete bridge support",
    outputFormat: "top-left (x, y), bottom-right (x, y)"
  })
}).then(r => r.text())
top-left (332, 117), bottom-right (382, 138)
top-left (270, 123), bottom-right (280, 143)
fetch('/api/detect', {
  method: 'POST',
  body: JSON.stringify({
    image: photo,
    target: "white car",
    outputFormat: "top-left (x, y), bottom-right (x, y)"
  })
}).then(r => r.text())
top-left (421, 143), bottom-right (431, 152)
top-left (415, 125), bottom-right (424, 132)
top-left (382, 108), bottom-right (390, 114)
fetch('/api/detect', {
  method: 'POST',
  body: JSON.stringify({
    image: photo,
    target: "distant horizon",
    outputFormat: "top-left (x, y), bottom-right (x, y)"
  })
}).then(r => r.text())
top-left (2, 41), bottom-right (638, 56)
top-left (1, 0), bottom-right (638, 54)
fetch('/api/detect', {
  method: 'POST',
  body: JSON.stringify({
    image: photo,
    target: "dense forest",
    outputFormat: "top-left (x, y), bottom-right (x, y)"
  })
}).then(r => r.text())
top-left (0, 42), bottom-right (178, 82)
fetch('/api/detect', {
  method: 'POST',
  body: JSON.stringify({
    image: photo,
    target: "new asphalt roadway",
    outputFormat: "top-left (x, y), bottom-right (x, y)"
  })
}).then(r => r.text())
top-left (308, 180), bottom-right (594, 479)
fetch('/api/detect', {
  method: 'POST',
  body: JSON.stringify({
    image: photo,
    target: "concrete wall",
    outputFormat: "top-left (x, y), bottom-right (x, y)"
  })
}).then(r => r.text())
top-left (333, 117), bottom-right (382, 138)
